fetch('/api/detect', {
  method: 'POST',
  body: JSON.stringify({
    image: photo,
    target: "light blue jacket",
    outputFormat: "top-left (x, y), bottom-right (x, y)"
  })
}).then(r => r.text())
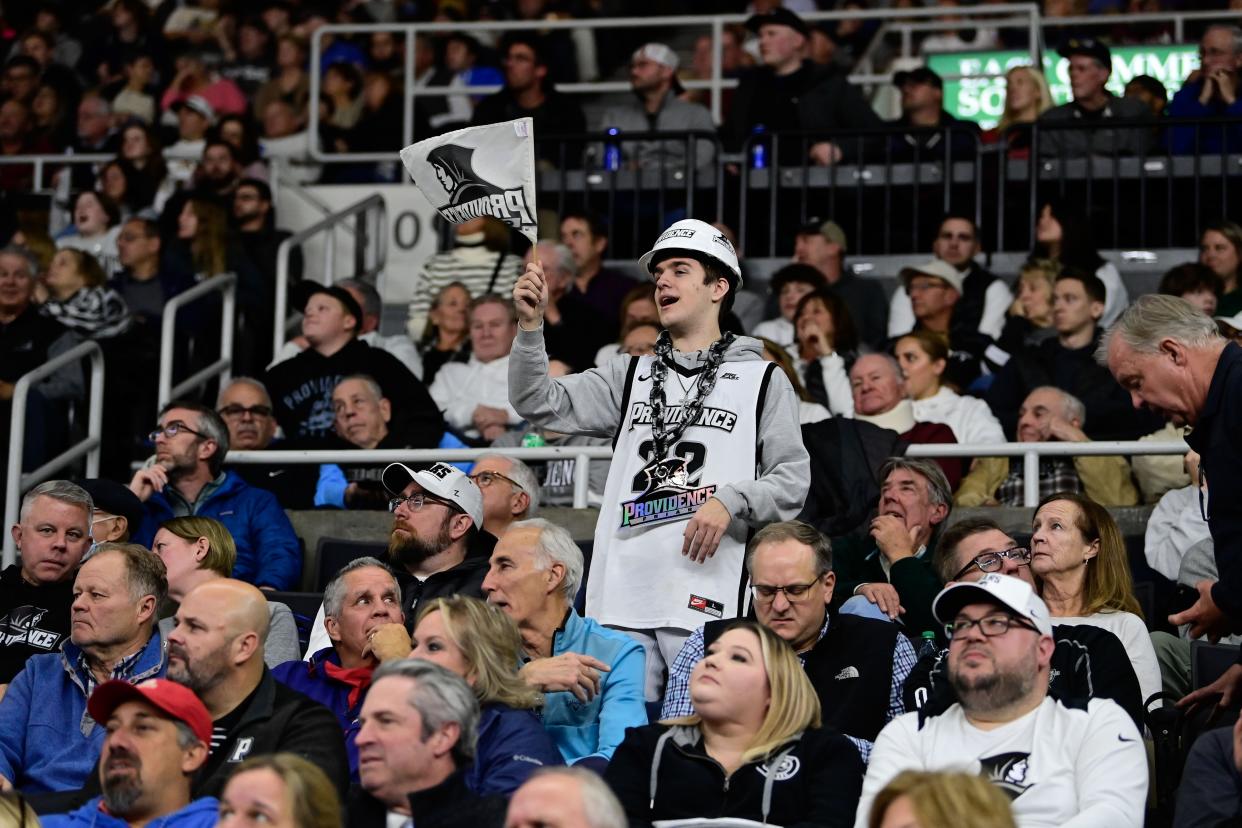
top-left (540, 610), bottom-right (646, 765)
top-left (0, 632), bottom-right (167, 792)
top-left (42, 795), bottom-right (219, 827)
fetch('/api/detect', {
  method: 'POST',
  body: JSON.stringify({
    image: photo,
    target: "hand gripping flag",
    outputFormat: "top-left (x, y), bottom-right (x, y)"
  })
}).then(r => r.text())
top-left (399, 117), bottom-right (538, 245)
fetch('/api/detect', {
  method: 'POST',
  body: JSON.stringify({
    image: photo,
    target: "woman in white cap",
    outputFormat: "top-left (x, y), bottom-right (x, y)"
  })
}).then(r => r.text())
top-left (509, 218), bottom-right (809, 700)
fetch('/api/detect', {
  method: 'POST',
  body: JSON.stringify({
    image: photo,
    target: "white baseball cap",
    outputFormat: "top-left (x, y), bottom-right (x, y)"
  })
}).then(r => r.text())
top-left (381, 462), bottom-right (484, 528)
top-left (633, 43), bottom-right (679, 71)
top-left (899, 258), bottom-right (965, 294)
top-left (1215, 310), bottom-right (1242, 331)
top-left (638, 219), bottom-right (742, 283)
top-left (932, 573), bottom-right (1053, 637)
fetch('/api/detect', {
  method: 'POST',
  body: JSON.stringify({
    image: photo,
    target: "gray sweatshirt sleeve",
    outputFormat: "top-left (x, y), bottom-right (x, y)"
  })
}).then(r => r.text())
top-left (711, 366), bottom-right (810, 528)
top-left (263, 602), bottom-right (304, 668)
top-left (508, 325), bottom-right (633, 438)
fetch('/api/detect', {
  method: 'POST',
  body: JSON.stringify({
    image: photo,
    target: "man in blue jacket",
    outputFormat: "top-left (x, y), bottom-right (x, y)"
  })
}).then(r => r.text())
top-left (0, 543), bottom-right (168, 792)
top-left (42, 678), bottom-right (218, 827)
top-left (481, 519), bottom-right (647, 770)
top-left (273, 556), bottom-right (406, 779)
top-left (1166, 25), bottom-right (1242, 155)
top-left (128, 400), bottom-right (302, 590)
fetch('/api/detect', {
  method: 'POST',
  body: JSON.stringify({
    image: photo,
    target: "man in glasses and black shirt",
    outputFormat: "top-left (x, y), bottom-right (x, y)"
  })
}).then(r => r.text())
top-left (902, 517), bottom-right (1144, 730)
top-left (661, 520), bottom-right (917, 761)
top-left (215, 377), bottom-right (318, 510)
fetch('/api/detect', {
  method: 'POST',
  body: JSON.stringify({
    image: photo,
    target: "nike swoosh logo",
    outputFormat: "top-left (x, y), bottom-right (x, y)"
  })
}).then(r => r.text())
top-left (637, 373), bottom-right (651, 382)
top-left (268, 470), bottom-right (285, 477)
top-left (1118, 735), bottom-right (1136, 742)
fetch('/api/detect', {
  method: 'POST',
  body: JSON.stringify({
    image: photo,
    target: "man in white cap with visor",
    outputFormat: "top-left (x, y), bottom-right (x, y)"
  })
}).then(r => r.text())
top-left (594, 42), bottom-right (717, 170)
top-left (510, 219), bottom-right (809, 699)
top-left (301, 461), bottom-right (491, 657)
top-left (856, 573), bottom-right (1148, 828)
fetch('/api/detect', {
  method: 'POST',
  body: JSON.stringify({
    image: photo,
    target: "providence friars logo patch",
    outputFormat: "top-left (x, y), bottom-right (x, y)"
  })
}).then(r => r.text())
top-left (978, 752), bottom-right (1034, 800)
top-left (427, 144), bottom-right (535, 231)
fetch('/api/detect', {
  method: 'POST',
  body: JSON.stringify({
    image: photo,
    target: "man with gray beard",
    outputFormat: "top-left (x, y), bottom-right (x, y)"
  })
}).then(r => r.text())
top-left (300, 461), bottom-right (496, 659)
top-left (41, 678), bottom-right (217, 827)
top-left (854, 574), bottom-right (1148, 828)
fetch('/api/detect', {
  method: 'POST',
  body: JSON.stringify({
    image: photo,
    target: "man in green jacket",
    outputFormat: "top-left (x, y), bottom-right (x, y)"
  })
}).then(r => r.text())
top-left (831, 457), bottom-right (951, 637)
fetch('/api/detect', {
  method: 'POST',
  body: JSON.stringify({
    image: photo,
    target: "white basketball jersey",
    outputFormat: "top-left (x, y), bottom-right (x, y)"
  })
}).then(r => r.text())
top-left (585, 354), bottom-right (777, 631)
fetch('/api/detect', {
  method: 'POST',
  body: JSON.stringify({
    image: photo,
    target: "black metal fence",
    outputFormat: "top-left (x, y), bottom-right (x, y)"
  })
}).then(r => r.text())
top-left (530, 117), bottom-right (1242, 258)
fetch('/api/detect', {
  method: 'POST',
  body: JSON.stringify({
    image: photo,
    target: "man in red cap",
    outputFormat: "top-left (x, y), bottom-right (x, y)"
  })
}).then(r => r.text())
top-left (41, 678), bottom-right (217, 826)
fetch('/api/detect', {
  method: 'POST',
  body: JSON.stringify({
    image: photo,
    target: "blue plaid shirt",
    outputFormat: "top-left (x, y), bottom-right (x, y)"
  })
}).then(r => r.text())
top-left (659, 617), bottom-right (917, 763)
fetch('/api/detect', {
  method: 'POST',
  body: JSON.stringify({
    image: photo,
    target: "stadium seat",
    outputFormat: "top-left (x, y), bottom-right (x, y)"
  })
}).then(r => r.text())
top-left (314, 537), bottom-right (389, 592)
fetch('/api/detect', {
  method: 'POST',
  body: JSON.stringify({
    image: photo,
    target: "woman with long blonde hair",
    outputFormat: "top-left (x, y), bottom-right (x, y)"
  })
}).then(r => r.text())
top-left (1030, 491), bottom-right (1161, 705)
top-left (868, 770), bottom-right (1017, 828)
top-left (603, 620), bottom-right (863, 826)
top-left (987, 64), bottom-right (1053, 156)
top-left (409, 596), bottom-right (563, 795)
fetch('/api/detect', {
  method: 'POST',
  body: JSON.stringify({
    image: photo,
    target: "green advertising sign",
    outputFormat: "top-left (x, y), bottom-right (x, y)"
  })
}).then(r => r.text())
top-left (927, 45), bottom-right (1201, 128)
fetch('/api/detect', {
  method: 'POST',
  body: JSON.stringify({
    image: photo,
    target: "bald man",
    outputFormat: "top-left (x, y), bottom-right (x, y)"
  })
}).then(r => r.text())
top-left (166, 579), bottom-right (350, 798)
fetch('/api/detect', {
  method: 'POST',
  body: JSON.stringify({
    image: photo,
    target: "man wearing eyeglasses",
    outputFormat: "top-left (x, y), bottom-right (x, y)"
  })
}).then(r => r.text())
top-left (303, 461), bottom-right (496, 660)
top-left (661, 521), bottom-right (916, 761)
top-left (901, 517), bottom-right (1144, 731)
top-left (127, 401), bottom-right (301, 591)
top-left (1167, 25), bottom-right (1242, 155)
top-left (467, 455), bottom-right (539, 538)
top-left (216, 377), bottom-right (318, 510)
top-left (857, 573), bottom-right (1148, 828)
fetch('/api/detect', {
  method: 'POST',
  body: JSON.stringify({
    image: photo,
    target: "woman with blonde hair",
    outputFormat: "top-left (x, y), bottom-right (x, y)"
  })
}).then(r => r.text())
top-left (39, 248), bottom-right (131, 339)
top-left (409, 596), bottom-right (563, 795)
top-left (986, 65), bottom-right (1053, 156)
top-left (1030, 491), bottom-right (1162, 705)
top-left (604, 621), bottom-right (863, 826)
top-left (998, 258), bottom-right (1059, 354)
top-left (152, 515), bottom-right (301, 667)
top-left (218, 752), bottom-right (342, 828)
top-left (868, 770), bottom-right (1017, 828)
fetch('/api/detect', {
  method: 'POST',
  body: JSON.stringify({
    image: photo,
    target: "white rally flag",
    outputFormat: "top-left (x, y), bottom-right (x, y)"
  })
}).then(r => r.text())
top-left (399, 117), bottom-right (538, 244)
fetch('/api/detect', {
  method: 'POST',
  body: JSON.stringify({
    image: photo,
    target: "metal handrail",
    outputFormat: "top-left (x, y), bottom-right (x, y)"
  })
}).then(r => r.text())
top-left (307, 5), bottom-right (1040, 159)
top-left (226, 445), bottom-right (614, 509)
top-left (273, 194), bottom-right (387, 357)
top-left (3, 341), bottom-right (105, 566)
top-left (906, 440), bottom-right (1189, 508)
top-left (158, 273), bottom-right (237, 413)
top-left (226, 440), bottom-right (1187, 511)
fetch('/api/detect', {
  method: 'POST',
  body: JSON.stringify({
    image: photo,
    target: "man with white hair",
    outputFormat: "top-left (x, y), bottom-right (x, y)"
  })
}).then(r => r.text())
top-left (482, 519), bottom-right (647, 769)
top-left (856, 574), bottom-right (1148, 827)
top-left (848, 353), bottom-right (963, 489)
top-left (529, 241), bottom-right (613, 373)
top-left (1102, 295), bottom-right (1242, 703)
top-left (955, 386), bottom-right (1139, 507)
top-left (593, 42), bottom-right (717, 171)
top-left (505, 766), bottom-right (627, 828)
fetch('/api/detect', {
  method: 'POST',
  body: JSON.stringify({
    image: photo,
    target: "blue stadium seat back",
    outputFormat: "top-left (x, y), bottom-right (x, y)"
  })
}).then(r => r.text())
top-left (265, 590), bottom-right (325, 654)
top-left (315, 537), bottom-right (390, 592)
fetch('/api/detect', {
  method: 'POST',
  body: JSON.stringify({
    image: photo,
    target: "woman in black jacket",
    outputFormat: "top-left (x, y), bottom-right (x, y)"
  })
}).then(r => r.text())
top-left (604, 621), bottom-right (864, 828)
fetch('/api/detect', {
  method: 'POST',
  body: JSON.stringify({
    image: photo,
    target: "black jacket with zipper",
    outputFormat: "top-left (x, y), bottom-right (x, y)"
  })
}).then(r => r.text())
top-left (603, 723), bottom-right (863, 828)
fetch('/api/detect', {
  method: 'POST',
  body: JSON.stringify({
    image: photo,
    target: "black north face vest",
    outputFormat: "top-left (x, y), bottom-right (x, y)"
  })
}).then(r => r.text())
top-left (703, 612), bottom-right (900, 743)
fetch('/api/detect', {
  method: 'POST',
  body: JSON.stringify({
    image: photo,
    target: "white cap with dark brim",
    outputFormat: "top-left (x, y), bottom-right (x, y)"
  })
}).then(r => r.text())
top-left (381, 462), bottom-right (484, 529)
top-left (932, 573), bottom-right (1054, 637)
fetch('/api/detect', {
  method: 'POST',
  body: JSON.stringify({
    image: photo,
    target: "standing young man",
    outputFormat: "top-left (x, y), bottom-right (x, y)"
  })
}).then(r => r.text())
top-left (509, 219), bottom-right (809, 699)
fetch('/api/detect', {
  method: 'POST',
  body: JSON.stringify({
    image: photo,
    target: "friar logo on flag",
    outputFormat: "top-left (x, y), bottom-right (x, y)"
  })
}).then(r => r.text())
top-left (400, 118), bottom-right (538, 243)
